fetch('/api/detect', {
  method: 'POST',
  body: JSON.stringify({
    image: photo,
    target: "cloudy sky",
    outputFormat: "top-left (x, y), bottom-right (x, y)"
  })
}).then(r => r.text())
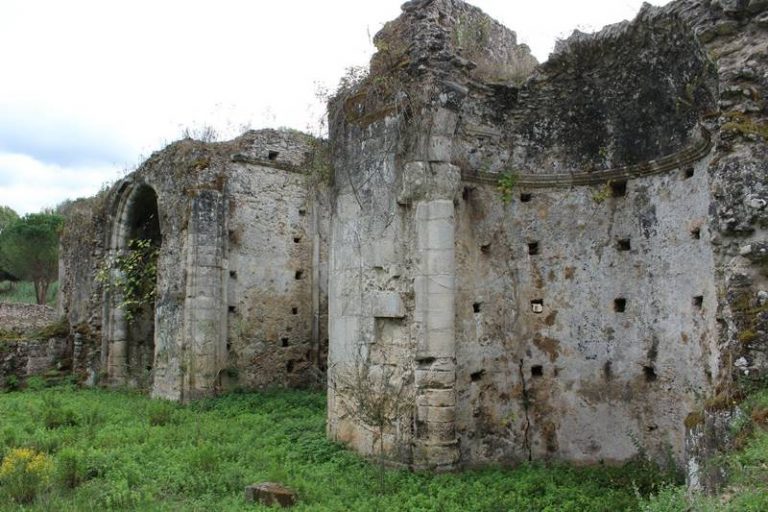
top-left (0, 0), bottom-right (671, 215)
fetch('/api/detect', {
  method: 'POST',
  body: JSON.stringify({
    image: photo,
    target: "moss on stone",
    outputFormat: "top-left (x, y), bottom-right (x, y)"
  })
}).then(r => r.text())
top-left (684, 410), bottom-right (705, 430)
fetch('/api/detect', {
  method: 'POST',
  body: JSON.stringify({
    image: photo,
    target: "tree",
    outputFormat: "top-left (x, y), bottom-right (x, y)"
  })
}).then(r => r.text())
top-left (0, 205), bottom-right (18, 234)
top-left (0, 213), bottom-right (64, 304)
top-left (0, 206), bottom-right (20, 282)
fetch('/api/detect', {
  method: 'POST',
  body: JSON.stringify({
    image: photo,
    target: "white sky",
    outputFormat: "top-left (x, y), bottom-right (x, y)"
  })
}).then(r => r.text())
top-left (0, 0), bottom-right (671, 215)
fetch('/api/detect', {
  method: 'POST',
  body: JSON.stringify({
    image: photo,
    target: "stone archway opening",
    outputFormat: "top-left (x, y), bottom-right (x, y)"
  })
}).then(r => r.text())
top-left (108, 183), bottom-right (162, 389)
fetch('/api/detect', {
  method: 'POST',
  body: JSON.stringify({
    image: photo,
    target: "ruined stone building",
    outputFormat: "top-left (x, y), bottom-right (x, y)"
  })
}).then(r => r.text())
top-left (49, 0), bottom-right (768, 475)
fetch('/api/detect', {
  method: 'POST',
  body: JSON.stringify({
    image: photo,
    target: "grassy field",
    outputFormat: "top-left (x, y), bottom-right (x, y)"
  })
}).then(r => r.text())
top-left (0, 387), bottom-right (684, 511)
top-left (0, 281), bottom-right (58, 306)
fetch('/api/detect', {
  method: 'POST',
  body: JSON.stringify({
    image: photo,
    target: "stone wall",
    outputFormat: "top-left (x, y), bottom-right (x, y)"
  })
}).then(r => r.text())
top-left (58, 129), bottom-right (330, 401)
top-left (0, 304), bottom-right (72, 388)
top-left (326, 0), bottom-right (768, 472)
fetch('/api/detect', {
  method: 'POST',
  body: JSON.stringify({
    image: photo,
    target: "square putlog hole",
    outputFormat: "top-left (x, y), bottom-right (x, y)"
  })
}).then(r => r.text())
top-left (295, 270), bottom-right (304, 280)
top-left (473, 302), bottom-right (482, 314)
top-left (617, 239), bottom-right (631, 252)
top-left (528, 242), bottom-right (540, 256)
top-left (683, 167), bottom-right (695, 179)
top-left (520, 193), bottom-right (533, 203)
top-left (693, 296), bottom-right (704, 309)
top-left (611, 180), bottom-right (627, 197)
top-left (268, 150), bottom-right (279, 161)
top-left (691, 227), bottom-right (701, 240)
top-left (531, 365), bottom-right (544, 377)
top-left (614, 298), bottom-right (627, 313)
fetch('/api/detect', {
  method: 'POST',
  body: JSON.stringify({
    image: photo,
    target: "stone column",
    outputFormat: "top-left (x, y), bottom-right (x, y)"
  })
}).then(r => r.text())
top-left (181, 190), bottom-right (227, 401)
top-left (400, 161), bottom-right (461, 470)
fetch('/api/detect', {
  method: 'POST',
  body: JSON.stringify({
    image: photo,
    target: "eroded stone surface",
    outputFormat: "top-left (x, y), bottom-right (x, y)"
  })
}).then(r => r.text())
top-left (244, 482), bottom-right (297, 508)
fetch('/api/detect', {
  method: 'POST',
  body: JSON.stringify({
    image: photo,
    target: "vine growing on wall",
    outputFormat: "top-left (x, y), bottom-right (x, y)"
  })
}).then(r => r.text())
top-left (97, 239), bottom-right (159, 321)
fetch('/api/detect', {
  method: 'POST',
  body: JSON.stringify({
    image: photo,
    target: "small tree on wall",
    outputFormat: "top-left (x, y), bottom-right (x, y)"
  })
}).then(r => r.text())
top-left (0, 212), bottom-right (63, 304)
top-left (331, 344), bottom-right (414, 493)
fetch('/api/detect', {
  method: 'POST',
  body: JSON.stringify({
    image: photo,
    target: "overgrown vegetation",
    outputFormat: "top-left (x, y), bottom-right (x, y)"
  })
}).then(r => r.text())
top-left (642, 388), bottom-right (768, 511)
top-left (97, 239), bottom-right (159, 321)
top-left (721, 111), bottom-right (768, 141)
top-left (0, 387), bottom-right (685, 511)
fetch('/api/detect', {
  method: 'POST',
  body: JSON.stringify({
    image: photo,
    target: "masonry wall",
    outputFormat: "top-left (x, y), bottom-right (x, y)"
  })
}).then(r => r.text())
top-left (455, 155), bottom-right (718, 464)
top-left (224, 131), bottom-right (329, 390)
top-left (59, 130), bottom-right (330, 400)
top-left (326, 0), bottom-right (761, 471)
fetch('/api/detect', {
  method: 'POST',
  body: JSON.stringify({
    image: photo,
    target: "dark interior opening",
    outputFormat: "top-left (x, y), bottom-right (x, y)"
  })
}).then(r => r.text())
top-left (229, 270), bottom-right (237, 278)
top-left (228, 306), bottom-right (236, 313)
top-left (292, 307), bottom-right (298, 315)
top-left (268, 150), bottom-right (279, 161)
top-left (122, 185), bottom-right (162, 388)
top-left (614, 298), bottom-right (627, 313)
top-left (643, 365), bottom-right (657, 382)
top-left (520, 193), bottom-right (532, 203)
top-left (528, 242), bottom-right (540, 256)
top-left (473, 302), bottom-right (482, 314)
top-left (693, 296), bottom-right (704, 309)
top-left (480, 243), bottom-right (491, 254)
top-left (684, 167), bottom-right (695, 179)
top-left (281, 337), bottom-right (289, 347)
top-left (691, 227), bottom-right (701, 240)
top-left (295, 270), bottom-right (304, 280)
top-left (611, 180), bottom-right (627, 197)
top-left (294, 236), bottom-right (302, 244)
top-left (470, 370), bottom-right (485, 382)
top-left (617, 239), bottom-right (631, 252)
top-left (531, 365), bottom-right (544, 377)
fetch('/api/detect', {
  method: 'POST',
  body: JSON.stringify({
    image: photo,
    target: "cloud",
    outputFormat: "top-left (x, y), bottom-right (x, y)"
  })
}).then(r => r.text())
top-left (0, 151), bottom-right (118, 215)
top-left (0, 105), bottom-right (135, 167)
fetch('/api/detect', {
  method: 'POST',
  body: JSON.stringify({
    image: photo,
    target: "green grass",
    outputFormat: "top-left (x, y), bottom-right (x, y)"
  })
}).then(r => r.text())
top-left (0, 281), bottom-right (58, 306)
top-left (0, 387), bottom-right (682, 511)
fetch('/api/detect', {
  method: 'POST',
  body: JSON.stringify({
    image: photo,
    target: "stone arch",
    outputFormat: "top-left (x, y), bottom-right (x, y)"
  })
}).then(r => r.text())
top-left (103, 181), bottom-right (162, 388)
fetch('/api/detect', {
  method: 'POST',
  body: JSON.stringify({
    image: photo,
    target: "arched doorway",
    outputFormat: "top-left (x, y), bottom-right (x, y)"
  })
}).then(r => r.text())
top-left (105, 182), bottom-right (161, 389)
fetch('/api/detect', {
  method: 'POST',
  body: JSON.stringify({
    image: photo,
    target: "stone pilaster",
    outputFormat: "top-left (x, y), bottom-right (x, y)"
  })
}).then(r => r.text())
top-left (400, 161), bottom-right (461, 470)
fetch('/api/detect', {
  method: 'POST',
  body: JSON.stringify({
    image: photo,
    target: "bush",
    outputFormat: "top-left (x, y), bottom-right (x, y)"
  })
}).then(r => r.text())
top-left (0, 447), bottom-right (54, 503)
top-left (147, 400), bottom-right (176, 426)
top-left (4, 374), bottom-right (20, 391)
top-left (41, 394), bottom-right (78, 429)
top-left (26, 376), bottom-right (46, 391)
top-left (56, 447), bottom-right (87, 489)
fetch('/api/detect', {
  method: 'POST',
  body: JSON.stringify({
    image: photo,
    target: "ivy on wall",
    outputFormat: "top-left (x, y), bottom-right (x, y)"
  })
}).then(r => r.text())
top-left (97, 239), bottom-right (159, 321)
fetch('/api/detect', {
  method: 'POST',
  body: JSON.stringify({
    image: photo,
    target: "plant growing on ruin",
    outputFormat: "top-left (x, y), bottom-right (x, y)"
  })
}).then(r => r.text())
top-left (331, 346), bottom-right (414, 493)
top-left (591, 182), bottom-right (612, 204)
top-left (453, 13), bottom-right (491, 55)
top-left (97, 239), bottom-right (159, 321)
top-left (497, 170), bottom-right (519, 203)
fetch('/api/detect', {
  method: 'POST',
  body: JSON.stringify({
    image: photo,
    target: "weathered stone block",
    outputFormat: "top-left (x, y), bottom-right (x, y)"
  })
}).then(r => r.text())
top-left (244, 482), bottom-right (297, 507)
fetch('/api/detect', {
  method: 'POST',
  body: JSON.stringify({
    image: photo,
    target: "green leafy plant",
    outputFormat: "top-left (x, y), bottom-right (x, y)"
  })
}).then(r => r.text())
top-left (592, 182), bottom-right (612, 204)
top-left (4, 374), bottom-right (20, 391)
top-left (497, 171), bottom-right (519, 203)
top-left (98, 238), bottom-right (159, 321)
